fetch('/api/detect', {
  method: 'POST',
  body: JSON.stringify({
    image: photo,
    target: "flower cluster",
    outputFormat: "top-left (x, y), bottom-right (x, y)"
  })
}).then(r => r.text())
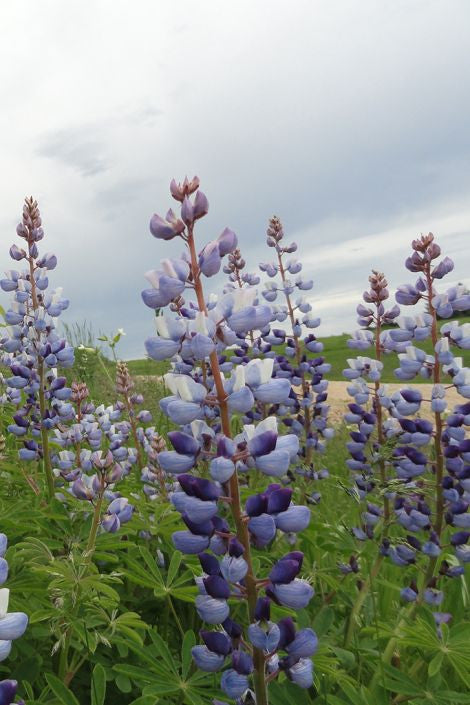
top-left (142, 179), bottom-right (318, 703)
top-left (0, 199), bottom-right (74, 476)
top-left (256, 216), bottom-right (333, 488)
top-left (223, 247), bottom-right (260, 292)
top-left (50, 381), bottom-right (138, 534)
top-left (343, 236), bottom-right (470, 621)
top-left (342, 271), bottom-right (399, 538)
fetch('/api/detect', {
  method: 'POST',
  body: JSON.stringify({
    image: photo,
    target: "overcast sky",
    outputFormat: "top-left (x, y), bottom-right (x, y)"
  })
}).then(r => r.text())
top-left (1, 0), bottom-right (469, 358)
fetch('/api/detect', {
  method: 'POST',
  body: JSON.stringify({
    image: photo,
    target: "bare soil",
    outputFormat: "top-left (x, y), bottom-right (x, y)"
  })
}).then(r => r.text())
top-left (326, 381), bottom-right (466, 424)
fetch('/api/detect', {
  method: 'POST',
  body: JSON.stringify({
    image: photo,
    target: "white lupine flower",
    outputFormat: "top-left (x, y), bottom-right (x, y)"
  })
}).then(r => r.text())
top-left (155, 314), bottom-right (171, 338)
top-left (232, 365), bottom-right (246, 392)
top-left (0, 589), bottom-right (9, 618)
top-left (232, 287), bottom-right (257, 312)
top-left (194, 311), bottom-right (209, 335)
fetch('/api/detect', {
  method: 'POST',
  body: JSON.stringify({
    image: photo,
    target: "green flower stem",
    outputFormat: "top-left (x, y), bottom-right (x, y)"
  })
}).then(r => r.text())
top-left (344, 554), bottom-right (383, 648)
top-left (59, 488), bottom-right (105, 683)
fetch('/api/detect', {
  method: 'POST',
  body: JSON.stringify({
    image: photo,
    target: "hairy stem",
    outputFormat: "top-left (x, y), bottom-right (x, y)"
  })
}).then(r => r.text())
top-left (374, 309), bottom-right (390, 530)
top-left (425, 265), bottom-right (445, 538)
top-left (344, 555), bottom-right (383, 648)
top-left (187, 227), bottom-right (268, 705)
top-left (276, 249), bottom-right (313, 466)
top-left (28, 251), bottom-right (54, 500)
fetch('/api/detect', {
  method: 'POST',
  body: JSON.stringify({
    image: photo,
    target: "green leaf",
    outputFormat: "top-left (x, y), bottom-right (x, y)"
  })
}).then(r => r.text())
top-left (428, 651), bottom-right (443, 678)
top-left (138, 546), bottom-right (165, 586)
top-left (381, 665), bottom-right (424, 696)
top-left (45, 674), bottom-right (80, 705)
top-left (333, 647), bottom-right (355, 671)
top-left (128, 698), bottom-right (158, 705)
top-left (114, 663), bottom-right (178, 686)
top-left (313, 606), bottom-right (335, 636)
top-left (181, 630), bottom-right (196, 680)
top-left (148, 629), bottom-right (180, 676)
top-left (115, 674), bottom-right (132, 693)
top-left (166, 550), bottom-right (182, 587)
top-left (340, 682), bottom-right (369, 705)
top-left (91, 663), bottom-right (106, 705)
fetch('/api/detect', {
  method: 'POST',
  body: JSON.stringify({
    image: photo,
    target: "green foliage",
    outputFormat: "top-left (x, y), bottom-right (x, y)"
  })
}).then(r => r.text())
top-left (1, 351), bottom-right (470, 704)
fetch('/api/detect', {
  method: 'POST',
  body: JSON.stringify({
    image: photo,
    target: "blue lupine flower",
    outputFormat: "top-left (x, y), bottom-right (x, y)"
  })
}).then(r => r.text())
top-left (274, 505), bottom-right (310, 533)
top-left (195, 595), bottom-right (230, 624)
top-left (0, 609), bottom-right (28, 641)
top-left (210, 457), bottom-right (235, 483)
top-left (0, 680), bottom-right (20, 705)
top-left (286, 628), bottom-right (318, 659)
top-left (248, 514), bottom-right (276, 545)
top-left (172, 531), bottom-right (210, 554)
top-left (248, 621), bottom-right (280, 653)
top-left (191, 645), bottom-right (225, 672)
top-left (288, 657), bottom-right (314, 688)
top-left (272, 579), bottom-right (314, 609)
top-left (220, 669), bottom-right (249, 699)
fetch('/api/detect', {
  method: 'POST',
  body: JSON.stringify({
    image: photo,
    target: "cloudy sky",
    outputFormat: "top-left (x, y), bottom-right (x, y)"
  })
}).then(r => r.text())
top-left (1, 0), bottom-right (469, 358)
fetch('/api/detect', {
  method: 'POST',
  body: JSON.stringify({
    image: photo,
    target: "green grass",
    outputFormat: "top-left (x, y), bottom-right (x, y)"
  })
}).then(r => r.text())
top-left (126, 357), bottom-right (169, 377)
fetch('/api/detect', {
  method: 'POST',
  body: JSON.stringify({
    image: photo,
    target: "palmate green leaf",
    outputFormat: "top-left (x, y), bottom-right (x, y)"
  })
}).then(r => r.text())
top-left (184, 686), bottom-right (224, 705)
top-left (128, 697), bottom-right (158, 705)
top-left (113, 663), bottom-right (179, 689)
top-left (81, 575), bottom-right (121, 602)
top-left (449, 621), bottom-right (470, 646)
top-left (122, 557), bottom-right (158, 588)
top-left (91, 663), bottom-right (106, 705)
top-left (112, 637), bottom-right (169, 677)
top-left (448, 653), bottom-right (470, 689)
top-left (45, 673), bottom-right (80, 705)
top-left (380, 664), bottom-right (425, 696)
top-left (112, 623), bottom-right (144, 645)
top-left (399, 617), bottom-right (441, 651)
top-left (167, 585), bottom-right (198, 603)
top-left (142, 683), bottom-right (181, 697)
top-left (148, 629), bottom-right (180, 676)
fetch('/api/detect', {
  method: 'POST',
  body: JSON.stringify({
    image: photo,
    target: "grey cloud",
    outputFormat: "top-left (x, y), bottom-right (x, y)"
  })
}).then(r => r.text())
top-left (2, 0), bottom-right (470, 359)
top-left (36, 127), bottom-right (110, 177)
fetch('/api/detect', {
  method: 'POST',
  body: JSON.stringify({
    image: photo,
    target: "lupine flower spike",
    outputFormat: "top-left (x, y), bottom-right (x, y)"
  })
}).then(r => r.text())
top-left (143, 179), bottom-right (317, 703)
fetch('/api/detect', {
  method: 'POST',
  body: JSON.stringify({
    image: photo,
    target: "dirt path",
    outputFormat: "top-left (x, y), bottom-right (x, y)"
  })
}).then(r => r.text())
top-left (326, 381), bottom-right (466, 424)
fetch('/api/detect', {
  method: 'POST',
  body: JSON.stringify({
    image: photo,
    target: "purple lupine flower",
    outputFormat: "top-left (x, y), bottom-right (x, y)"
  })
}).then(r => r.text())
top-left (141, 179), bottom-right (320, 700)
